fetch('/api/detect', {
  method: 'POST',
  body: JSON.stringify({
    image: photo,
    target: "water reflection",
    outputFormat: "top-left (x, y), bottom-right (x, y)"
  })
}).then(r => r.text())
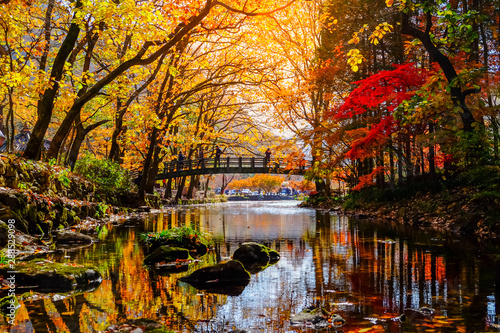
top-left (2, 201), bottom-right (500, 332)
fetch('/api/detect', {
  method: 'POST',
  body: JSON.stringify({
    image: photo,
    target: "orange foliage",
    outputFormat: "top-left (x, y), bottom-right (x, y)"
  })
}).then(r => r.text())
top-left (352, 166), bottom-right (385, 191)
top-left (228, 174), bottom-right (284, 193)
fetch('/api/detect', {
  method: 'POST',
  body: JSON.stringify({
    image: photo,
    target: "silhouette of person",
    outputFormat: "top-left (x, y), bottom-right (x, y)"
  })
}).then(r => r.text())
top-left (215, 146), bottom-right (222, 167)
top-left (198, 148), bottom-right (204, 167)
top-left (265, 148), bottom-right (271, 167)
top-left (178, 151), bottom-right (185, 170)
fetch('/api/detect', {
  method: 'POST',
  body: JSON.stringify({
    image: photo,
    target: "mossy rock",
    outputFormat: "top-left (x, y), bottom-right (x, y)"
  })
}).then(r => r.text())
top-left (232, 242), bottom-right (280, 273)
top-left (144, 227), bottom-right (210, 256)
top-left (0, 205), bottom-right (28, 233)
top-left (0, 220), bottom-right (9, 247)
top-left (0, 294), bottom-right (20, 319)
top-left (4, 164), bottom-right (17, 178)
top-left (0, 260), bottom-right (101, 293)
top-left (144, 246), bottom-right (190, 265)
top-left (149, 238), bottom-right (208, 256)
top-left (49, 210), bottom-right (57, 222)
top-left (37, 220), bottom-right (53, 234)
top-left (0, 159), bottom-right (6, 175)
top-left (66, 209), bottom-right (77, 225)
top-left (27, 203), bottom-right (38, 224)
top-left (0, 192), bottom-right (23, 210)
top-left (60, 207), bottom-right (69, 223)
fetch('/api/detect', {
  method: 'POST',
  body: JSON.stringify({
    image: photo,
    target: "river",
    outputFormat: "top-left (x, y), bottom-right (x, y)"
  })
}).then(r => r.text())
top-left (2, 201), bottom-right (500, 332)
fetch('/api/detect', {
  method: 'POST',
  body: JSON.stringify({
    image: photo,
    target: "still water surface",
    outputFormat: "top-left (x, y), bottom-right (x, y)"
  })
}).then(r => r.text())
top-left (2, 201), bottom-right (500, 332)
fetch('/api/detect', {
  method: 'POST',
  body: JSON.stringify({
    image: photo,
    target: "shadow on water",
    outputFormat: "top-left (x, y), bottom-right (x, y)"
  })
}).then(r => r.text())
top-left (2, 201), bottom-right (500, 332)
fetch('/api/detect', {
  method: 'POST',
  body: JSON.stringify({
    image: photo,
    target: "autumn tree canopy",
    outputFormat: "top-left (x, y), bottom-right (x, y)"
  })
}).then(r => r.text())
top-left (1, 0), bottom-right (499, 195)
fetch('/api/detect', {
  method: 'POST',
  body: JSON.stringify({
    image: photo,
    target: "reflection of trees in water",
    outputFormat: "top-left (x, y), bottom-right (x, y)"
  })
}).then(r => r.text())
top-left (4, 206), bottom-right (500, 332)
top-left (304, 213), bottom-right (497, 332)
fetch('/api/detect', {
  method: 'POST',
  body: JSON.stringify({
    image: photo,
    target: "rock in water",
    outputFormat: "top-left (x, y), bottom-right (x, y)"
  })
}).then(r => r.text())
top-left (143, 246), bottom-right (190, 265)
top-left (0, 260), bottom-right (101, 293)
top-left (179, 260), bottom-right (251, 296)
top-left (232, 242), bottom-right (280, 273)
top-left (56, 230), bottom-right (93, 244)
top-left (290, 306), bottom-right (345, 329)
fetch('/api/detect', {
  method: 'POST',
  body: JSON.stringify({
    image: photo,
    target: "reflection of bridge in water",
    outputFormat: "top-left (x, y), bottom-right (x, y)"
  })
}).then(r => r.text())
top-left (156, 156), bottom-right (311, 179)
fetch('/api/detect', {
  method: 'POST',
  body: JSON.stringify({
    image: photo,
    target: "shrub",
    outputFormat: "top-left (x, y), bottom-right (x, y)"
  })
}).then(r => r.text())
top-left (140, 226), bottom-right (212, 252)
top-left (459, 165), bottom-right (500, 190)
top-left (74, 153), bottom-right (132, 193)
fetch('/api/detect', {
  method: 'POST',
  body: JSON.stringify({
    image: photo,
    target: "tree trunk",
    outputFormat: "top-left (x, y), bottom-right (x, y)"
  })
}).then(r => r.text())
top-left (389, 138), bottom-right (395, 188)
top-left (61, 125), bottom-right (75, 165)
top-left (405, 133), bottom-right (413, 180)
top-left (187, 175), bottom-right (198, 199)
top-left (146, 145), bottom-right (161, 194)
top-left (164, 178), bottom-right (172, 199)
top-left (139, 127), bottom-right (159, 203)
top-left (108, 99), bottom-right (124, 162)
top-left (23, 0), bottom-right (83, 160)
top-left (376, 150), bottom-right (384, 187)
top-left (203, 178), bottom-right (210, 198)
top-left (398, 136), bottom-right (404, 183)
top-left (38, 0), bottom-right (54, 73)
top-left (175, 176), bottom-right (187, 202)
top-left (491, 116), bottom-right (499, 163)
top-left (428, 122), bottom-right (436, 179)
top-left (66, 117), bottom-right (109, 170)
top-left (401, 12), bottom-right (477, 133)
top-left (31, 2), bottom-right (213, 161)
top-left (108, 54), bottom-right (166, 162)
top-left (6, 88), bottom-right (14, 153)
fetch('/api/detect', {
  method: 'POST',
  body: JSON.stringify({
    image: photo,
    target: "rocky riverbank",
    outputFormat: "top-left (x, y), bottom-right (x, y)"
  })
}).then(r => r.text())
top-left (0, 154), bottom-right (147, 252)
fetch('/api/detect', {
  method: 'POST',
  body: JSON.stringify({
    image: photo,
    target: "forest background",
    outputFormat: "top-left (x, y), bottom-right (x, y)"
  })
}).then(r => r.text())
top-left (1, 0), bottom-right (500, 213)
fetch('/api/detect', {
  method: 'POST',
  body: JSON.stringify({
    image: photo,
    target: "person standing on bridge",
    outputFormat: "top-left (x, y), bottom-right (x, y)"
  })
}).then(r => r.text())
top-left (178, 151), bottom-right (185, 170)
top-left (215, 146), bottom-right (222, 168)
top-left (265, 148), bottom-right (271, 167)
top-left (197, 148), bottom-right (204, 168)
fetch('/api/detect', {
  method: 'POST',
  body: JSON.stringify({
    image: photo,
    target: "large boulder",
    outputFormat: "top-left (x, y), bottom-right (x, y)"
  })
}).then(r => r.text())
top-left (144, 246), bottom-right (190, 265)
top-left (0, 260), bottom-right (101, 293)
top-left (179, 260), bottom-right (251, 296)
top-left (232, 242), bottom-right (280, 273)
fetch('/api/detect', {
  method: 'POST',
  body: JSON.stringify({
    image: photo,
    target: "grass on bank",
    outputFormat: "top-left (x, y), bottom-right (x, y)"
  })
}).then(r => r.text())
top-left (139, 225), bottom-right (213, 249)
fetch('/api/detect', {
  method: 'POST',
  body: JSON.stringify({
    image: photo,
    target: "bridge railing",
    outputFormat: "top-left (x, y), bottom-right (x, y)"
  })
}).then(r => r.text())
top-left (160, 156), bottom-right (310, 175)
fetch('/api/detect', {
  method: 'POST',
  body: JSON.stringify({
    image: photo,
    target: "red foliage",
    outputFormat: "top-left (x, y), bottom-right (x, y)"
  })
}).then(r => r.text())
top-left (346, 116), bottom-right (395, 160)
top-left (334, 63), bottom-right (429, 119)
top-left (332, 63), bottom-right (430, 160)
top-left (352, 166), bottom-right (385, 191)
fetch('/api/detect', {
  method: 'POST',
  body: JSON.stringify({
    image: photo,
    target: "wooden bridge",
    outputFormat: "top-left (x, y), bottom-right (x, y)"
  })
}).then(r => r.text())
top-left (156, 156), bottom-right (311, 180)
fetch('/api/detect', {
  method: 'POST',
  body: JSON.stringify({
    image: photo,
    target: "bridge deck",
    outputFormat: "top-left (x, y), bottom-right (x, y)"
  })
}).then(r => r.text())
top-left (156, 156), bottom-right (310, 179)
